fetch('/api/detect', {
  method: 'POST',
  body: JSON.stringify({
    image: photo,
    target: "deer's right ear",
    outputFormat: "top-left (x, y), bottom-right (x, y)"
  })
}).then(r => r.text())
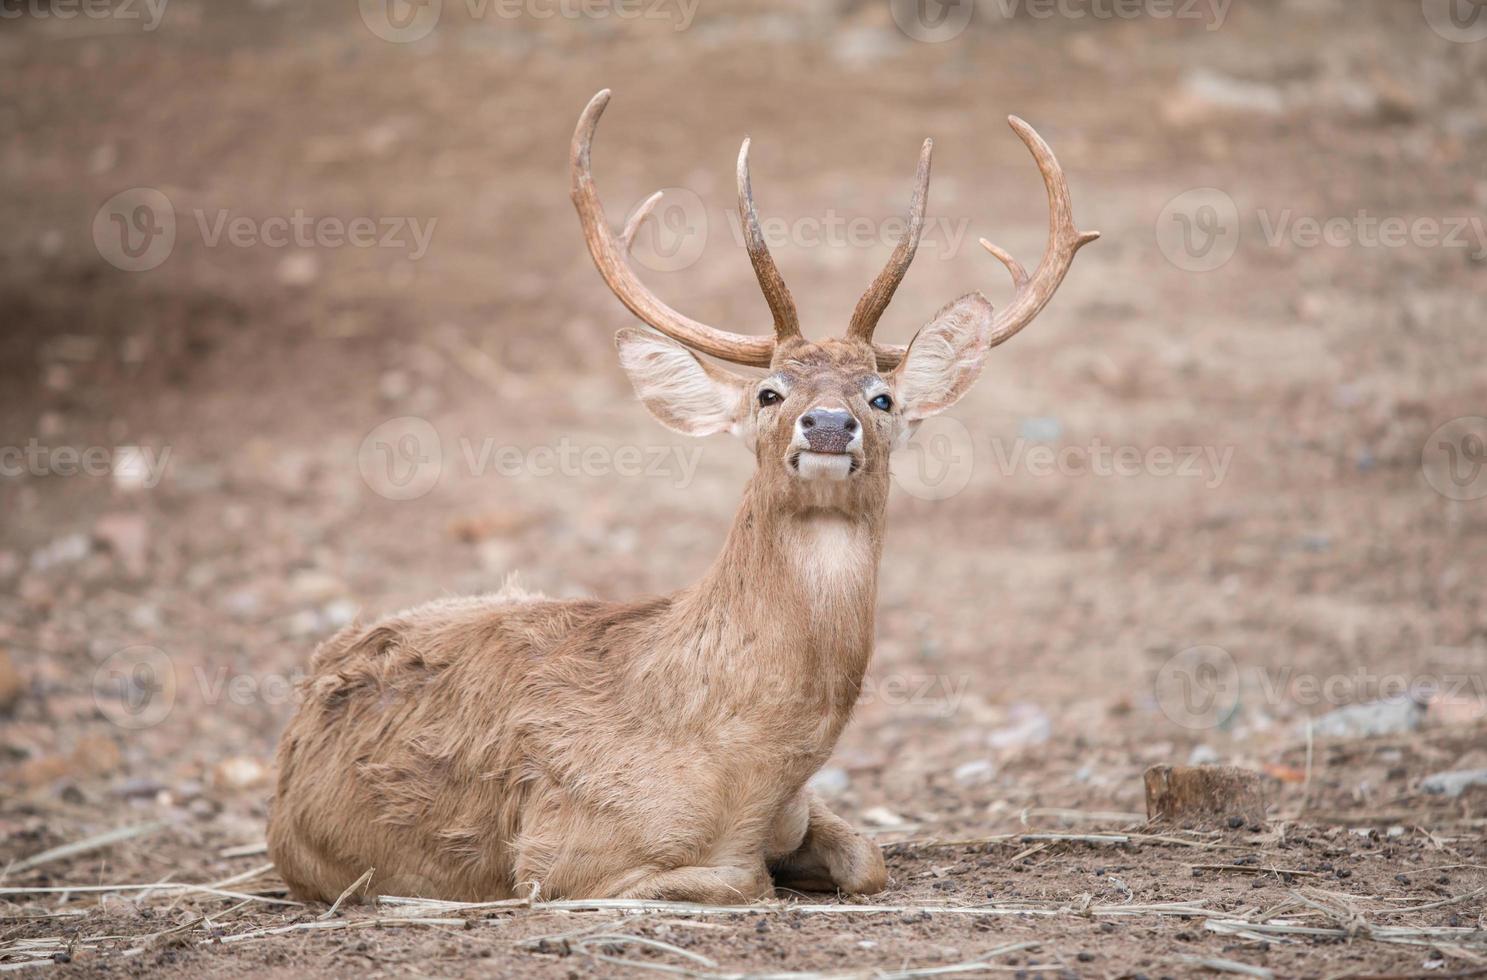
top-left (615, 328), bottom-right (752, 437)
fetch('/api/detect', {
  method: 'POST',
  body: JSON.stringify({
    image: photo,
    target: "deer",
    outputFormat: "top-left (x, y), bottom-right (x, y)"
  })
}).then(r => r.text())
top-left (266, 89), bottom-right (1097, 904)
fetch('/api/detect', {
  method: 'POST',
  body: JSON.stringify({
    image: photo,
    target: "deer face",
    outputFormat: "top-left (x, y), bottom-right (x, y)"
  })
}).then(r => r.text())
top-left (615, 291), bottom-right (1000, 509)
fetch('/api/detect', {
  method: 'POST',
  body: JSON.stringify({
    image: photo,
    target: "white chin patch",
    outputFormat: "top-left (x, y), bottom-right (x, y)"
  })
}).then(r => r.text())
top-left (795, 451), bottom-right (854, 482)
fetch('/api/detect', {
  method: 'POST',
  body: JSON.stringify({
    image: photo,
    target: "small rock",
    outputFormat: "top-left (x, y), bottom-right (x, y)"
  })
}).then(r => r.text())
top-left (1420, 769), bottom-right (1487, 799)
top-left (861, 806), bottom-right (908, 828)
top-left (321, 599), bottom-right (359, 630)
top-left (1019, 417), bottom-right (1062, 443)
top-left (0, 649), bottom-right (22, 711)
top-left (808, 766), bottom-right (850, 797)
top-left (220, 588), bottom-right (262, 620)
top-left (113, 777), bottom-right (166, 799)
top-left (379, 370), bottom-right (412, 402)
top-left (189, 797), bottom-right (221, 820)
top-left (829, 25), bottom-right (897, 68)
top-left (93, 512), bottom-right (149, 578)
top-left (287, 569), bottom-right (346, 603)
top-left (285, 609), bottom-right (324, 638)
top-left (953, 759), bottom-right (996, 785)
top-left (276, 253), bottom-right (319, 286)
top-left (987, 703), bottom-right (1051, 751)
top-left (88, 143), bottom-right (118, 174)
top-left (111, 446), bottom-right (163, 493)
top-left (1187, 744), bottom-right (1220, 765)
top-left (29, 533), bottom-right (91, 572)
top-left (1164, 68), bottom-right (1285, 126)
top-left (1309, 699), bottom-right (1424, 739)
top-left (212, 756), bottom-right (269, 791)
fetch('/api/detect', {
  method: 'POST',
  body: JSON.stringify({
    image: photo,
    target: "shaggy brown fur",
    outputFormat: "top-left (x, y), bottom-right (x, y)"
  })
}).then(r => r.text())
top-left (268, 318), bottom-right (1000, 903)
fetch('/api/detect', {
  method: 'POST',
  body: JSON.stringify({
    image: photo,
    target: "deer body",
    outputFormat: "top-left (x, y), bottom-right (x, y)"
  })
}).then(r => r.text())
top-left (267, 91), bottom-right (1096, 903)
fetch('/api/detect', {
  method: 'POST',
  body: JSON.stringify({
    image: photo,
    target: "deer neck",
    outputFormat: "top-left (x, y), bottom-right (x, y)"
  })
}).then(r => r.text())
top-left (670, 473), bottom-right (887, 721)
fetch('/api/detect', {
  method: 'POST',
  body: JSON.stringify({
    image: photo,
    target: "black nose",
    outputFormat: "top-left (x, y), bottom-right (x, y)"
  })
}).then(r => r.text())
top-left (799, 409), bottom-right (858, 453)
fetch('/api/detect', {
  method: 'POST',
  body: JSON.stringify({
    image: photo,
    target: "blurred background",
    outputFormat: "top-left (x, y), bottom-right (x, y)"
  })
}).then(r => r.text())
top-left (2, 0), bottom-right (1486, 974)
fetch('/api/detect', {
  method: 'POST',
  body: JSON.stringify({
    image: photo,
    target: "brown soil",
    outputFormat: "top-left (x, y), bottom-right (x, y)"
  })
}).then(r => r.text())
top-left (3, 2), bottom-right (1485, 977)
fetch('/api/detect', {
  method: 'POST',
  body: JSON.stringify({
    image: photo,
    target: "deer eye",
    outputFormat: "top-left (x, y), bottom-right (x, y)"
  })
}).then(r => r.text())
top-left (758, 389), bottom-right (782, 408)
top-left (870, 393), bottom-right (893, 412)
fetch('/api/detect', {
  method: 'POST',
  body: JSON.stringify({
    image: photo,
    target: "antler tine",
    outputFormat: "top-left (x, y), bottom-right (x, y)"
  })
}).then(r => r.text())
top-left (737, 138), bottom-right (802, 342)
top-left (977, 116), bottom-right (1100, 351)
top-left (847, 138), bottom-right (933, 344)
top-left (571, 89), bottom-right (775, 367)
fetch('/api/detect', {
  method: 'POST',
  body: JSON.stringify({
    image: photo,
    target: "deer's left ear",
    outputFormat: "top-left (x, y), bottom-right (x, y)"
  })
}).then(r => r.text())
top-left (616, 328), bottom-right (752, 437)
top-left (890, 292), bottom-right (995, 421)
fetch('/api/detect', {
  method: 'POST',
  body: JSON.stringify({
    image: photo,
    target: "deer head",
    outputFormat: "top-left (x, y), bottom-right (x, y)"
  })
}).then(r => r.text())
top-left (572, 89), bottom-right (1099, 513)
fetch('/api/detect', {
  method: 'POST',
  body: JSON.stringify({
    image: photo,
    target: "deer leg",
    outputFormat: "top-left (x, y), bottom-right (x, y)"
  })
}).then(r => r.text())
top-left (605, 862), bottom-right (773, 904)
top-left (769, 792), bottom-right (887, 895)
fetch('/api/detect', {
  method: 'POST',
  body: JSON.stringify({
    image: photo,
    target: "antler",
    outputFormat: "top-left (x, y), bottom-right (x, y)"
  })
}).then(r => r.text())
top-left (571, 89), bottom-right (790, 367)
top-left (848, 139), bottom-right (933, 346)
top-left (572, 92), bottom-right (1097, 372)
top-left (864, 116), bottom-right (1098, 371)
top-left (737, 138), bottom-right (802, 341)
top-left (974, 116), bottom-right (1101, 353)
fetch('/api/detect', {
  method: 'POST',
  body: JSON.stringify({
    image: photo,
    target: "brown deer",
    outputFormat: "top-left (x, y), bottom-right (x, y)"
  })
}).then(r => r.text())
top-left (267, 90), bottom-right (1097, 904)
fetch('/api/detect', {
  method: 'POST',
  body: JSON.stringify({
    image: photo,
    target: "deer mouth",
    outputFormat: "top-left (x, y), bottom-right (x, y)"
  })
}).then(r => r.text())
top-left (789, 450), bottom-right (860, 481)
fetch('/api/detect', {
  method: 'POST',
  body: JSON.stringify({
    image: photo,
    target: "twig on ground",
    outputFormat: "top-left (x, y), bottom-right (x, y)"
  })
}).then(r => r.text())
top-left (2, 823), bottom-right (167, 877)
top-left (319, 868), bottom-right (374, 920)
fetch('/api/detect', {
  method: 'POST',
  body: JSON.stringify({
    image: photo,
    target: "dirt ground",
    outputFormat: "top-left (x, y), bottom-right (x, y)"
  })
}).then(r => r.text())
top-left (3, 1), bottom-right (1487, 976)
